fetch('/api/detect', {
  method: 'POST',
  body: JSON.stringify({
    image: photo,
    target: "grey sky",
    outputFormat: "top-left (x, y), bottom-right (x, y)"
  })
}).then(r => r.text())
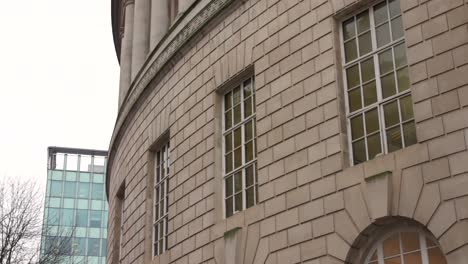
top-left (0, 0), bottom-right (119, 185)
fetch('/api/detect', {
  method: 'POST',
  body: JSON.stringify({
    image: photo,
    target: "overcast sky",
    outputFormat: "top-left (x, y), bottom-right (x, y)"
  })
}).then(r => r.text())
top-left (0, 0), bottom-right (120, 186)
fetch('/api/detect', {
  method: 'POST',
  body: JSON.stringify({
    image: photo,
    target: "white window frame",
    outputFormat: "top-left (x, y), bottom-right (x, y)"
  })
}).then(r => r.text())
top-left (222, 76), bottom-right (258, 218)
top-left (364, 228), bottom-right (446, 264)
top-left (339, 0), bottom-right (415, 165)
top-left (153, 142), bottom-right (169, 256)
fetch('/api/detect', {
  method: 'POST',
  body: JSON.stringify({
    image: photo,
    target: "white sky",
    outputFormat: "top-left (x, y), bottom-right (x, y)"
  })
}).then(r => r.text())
top-left (0, 0), bottom-right (120, 187)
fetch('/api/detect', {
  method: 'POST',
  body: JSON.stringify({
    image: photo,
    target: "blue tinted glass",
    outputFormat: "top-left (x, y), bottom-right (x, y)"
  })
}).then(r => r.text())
top-left (87, 238), bottom-right (100, 256)
top-left (78, 183), bottom-right (90, 198)
top-left (91, 183), bottom-right (104, 200)
top-left (63, 182), bottom-right (76, 198)
top-left (75, 209), bottom-right (88, 227)
top-left (74, 237), bottom-right (87, 255)
top-left (89, 210), bottom-right (102, 228)
top-left (50, 181), bottom-right (62, 197)
top-left (47, 208), bottom-right (60, 225)
top-left (61, 209), bottom-right (74, 226)
top-left (101, 239), bottom-right (107, 257)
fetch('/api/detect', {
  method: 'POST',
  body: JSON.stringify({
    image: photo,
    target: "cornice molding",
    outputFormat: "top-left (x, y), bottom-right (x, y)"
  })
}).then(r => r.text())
top-left (106, 0), bottom-right (235, 196)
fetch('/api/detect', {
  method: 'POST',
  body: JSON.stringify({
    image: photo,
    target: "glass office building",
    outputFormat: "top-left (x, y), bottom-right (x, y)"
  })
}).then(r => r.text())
top-left (41, 147), bottom-right (108, 264)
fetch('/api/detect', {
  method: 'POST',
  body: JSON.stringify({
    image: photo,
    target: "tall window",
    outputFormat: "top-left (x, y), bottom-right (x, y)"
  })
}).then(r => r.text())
top-left (153, 142), bottom-right (169, 256)
top-left (365, 229), bottom-right (447, 264)
top-left (341, 0), bottom-right (416, 165)
top-left (223, 77), bottom-right (258, 218)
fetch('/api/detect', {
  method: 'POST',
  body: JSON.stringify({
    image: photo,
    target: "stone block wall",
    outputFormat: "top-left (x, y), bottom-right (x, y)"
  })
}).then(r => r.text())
top-left (107, 0), bottom-right (468, 263)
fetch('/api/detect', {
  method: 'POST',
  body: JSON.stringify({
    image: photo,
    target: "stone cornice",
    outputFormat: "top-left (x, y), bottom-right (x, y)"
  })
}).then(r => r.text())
top-left (106, 0), bottom-right (236, 197)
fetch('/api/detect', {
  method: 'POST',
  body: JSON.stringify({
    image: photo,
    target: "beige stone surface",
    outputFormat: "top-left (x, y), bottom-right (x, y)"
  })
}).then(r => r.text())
top-left (108, 0), bottom-right (468, 262)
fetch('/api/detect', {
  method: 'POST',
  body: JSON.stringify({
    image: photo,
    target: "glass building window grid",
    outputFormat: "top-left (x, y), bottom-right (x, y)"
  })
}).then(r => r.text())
top-left (341, 0), bottom-right (416, 165)
top-left (222, 77), bottom-right (258, 218)
top-left (153, 143), bottom-right (169, 256)
top-left (42, 151), bottom-right (108, 263)
top-left (365, 230), bottom-right (447, 264)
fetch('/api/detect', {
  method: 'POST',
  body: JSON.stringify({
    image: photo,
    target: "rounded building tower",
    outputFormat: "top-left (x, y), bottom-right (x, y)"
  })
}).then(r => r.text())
top-left (108, 0), bottom-right (468, 263)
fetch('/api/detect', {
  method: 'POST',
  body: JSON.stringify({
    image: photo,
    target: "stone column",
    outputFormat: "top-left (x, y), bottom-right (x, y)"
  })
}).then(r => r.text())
top-left (119, 1), bottom-right (135, 108)
top-left (150, 0), bottom-right (169, 50)
top-left (131, 0), bottom-right (151, 80)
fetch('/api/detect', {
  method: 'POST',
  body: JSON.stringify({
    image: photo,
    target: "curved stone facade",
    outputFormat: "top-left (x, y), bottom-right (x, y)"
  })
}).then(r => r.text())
top-left (107, 0), bottom-right (468, 263)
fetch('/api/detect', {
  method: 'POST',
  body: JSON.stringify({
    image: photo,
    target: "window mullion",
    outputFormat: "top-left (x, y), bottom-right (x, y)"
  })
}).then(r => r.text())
top-left (420, 231), bottom-right (429, 264)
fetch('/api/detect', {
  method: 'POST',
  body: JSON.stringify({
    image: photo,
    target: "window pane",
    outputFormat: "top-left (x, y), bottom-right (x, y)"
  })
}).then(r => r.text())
top-left (346, 65), bottom-right (360, 88)
top-left (361, 58), bottom-right (375, 83)
top-left (383, 234), bottom-right (401, 257)
top-left (400, 96), bottom-right (414, 121)
top-left (403, 252), bottom-right (422, 264)
top-left (91, 183), bottom-right (104, 200)
top-left (226, 197), bottom-right (233, 217)
top-left (90, 211), bottom-right (102, 228)
top-left (349, 88), bottom-right (362, 112)
top-left (367, 133), bottom-right (382, 159)
top-left (389, 0), bottom-right (401, 17)
top-left (363, 81), bottom-right (377, 106)
top-left (225, 110), bottom-right (232, 130)
top-left (233, 87), bottom-right (241, 105)
top-left (384, 101), bottom-right (400, 127)
top-left (403, 122), bottom-right (417, 146)
top-left (345, 39), bottom-right (358, 62)
top-left (357, 11), bottom-right (370, 33)
top-left (353, 139), bottom-right (366, 164)
top-left (62, 209), bottom-right (74, 226)
top-left (343, 18), bottom-right (356, 40)
top-left (245, 141), bottom-right (254, 162)
top-left (244, 97), bottom-right (252, 118)
top-left (87, 238), bottom-right (100, 256)
top-left (234, 128), bottom-right (242, 148)
top-left (76, 210), bottom-right (88, 227)
top-left (225, 134), bottom-right (232, 153)
top-left (246, 187), bottom-right (255, 208)
top-left (234, 172), bottom-right (242, 193)
top-left (351, 115), bottom-right (364, 139)
top-left (64, 182), bottom-right (76, 198)
top-left (394, 43), bottom-right (407, 67)
top-left (379, 49), bottom-right (394, 75)
top-left (50, 180), bottom-right (62, 197)
top-left (233, 105), bottom-right (241, 125)
top-left (235, 193), bottom-right (242, 212)
top-left (225, 153), bottom-right (233, 173)
top-left (397, 67), bottom-right (410, 92)
top-left (244, 80), bottom-right (252, 97)
top-left (246, 165), bottom-right (254, 187)
top-left (234, 148), bottom-right (242, 168)
top-left (365, 109), bottom-right (380, 133)
top-left (381, 73), bottom-right (396, 98)
top-left (428, 247), bottom-right (447, 264)
top-left (245, 120), bottom-right (253, 141)
top-left (374, 2), bottom-right (388, 25)
top-left (401, 232), bottom-right (420, 252)
top-left (377, 23), bottom-right (391, 47)
top-left (47, 208), bottom-right (60, 225)
top-left (387, 126), bottom-right (403, 152)
top-left (225, 92), bottom-right (232, 110)
top-left (391, 16), bottom-right (404, 40)
top-left (359, 32), bottom-right (372, 56)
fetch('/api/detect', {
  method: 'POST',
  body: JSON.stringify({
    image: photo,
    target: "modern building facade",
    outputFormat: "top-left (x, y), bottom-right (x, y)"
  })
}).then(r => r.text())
top-left (107, 0), bottom-right (468, 263)
top-left (41, 147), bottom-right (108, 264)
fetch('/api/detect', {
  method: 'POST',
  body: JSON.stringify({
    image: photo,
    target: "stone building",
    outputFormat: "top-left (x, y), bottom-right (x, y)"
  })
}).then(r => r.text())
top-left (106, 0), bottom-right (468, 263)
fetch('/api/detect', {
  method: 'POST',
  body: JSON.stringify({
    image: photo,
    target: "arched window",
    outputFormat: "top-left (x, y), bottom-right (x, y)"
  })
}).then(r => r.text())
top-left (365, 228), bottom-right (447, 264)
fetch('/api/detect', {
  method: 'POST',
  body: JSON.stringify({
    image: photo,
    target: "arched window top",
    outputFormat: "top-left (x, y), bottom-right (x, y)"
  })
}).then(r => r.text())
top-left (365, 227), bottom-right (447, 264)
